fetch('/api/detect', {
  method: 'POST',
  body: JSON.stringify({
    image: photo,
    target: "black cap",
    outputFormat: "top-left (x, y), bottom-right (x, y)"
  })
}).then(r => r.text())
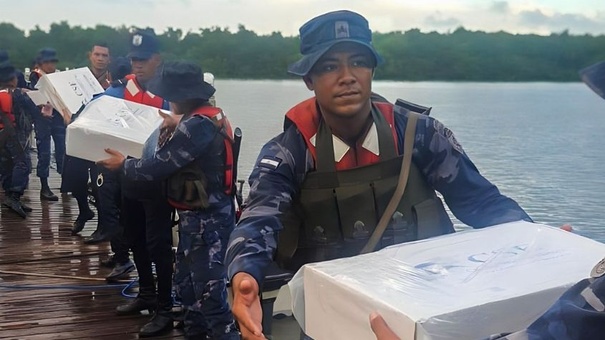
top-left (127, 31), bottom-right (160, 60)
top-left (36, 48), bottom-right (59, 63)
top-left (147, 61), bottom-right (216, 102)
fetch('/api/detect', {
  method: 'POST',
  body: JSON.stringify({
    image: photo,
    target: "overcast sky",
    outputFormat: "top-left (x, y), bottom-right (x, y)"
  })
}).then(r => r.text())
top-left (2, 0), bottom-right (605, 36)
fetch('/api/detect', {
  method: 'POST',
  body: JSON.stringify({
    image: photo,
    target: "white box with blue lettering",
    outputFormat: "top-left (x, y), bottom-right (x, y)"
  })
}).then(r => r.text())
top-left (290, 221), bottom-right (605, 340)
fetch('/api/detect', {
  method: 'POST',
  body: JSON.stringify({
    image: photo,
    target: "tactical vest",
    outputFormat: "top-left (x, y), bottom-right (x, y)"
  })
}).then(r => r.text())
top-left (122, 74), bottom-right (165, 108)
top-left (166, 106), bottom-right (236, 210)
top-left (277, 98), bottom-right (454, 271)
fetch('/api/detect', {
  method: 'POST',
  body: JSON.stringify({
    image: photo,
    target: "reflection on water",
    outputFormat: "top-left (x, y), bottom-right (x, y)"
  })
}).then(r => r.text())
top-left (216, 80), bottom-right (605, 243)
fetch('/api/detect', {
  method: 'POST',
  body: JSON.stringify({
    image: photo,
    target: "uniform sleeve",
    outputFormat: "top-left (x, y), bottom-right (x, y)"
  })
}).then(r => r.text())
top-left (122, 115), bottom-right (218, 181)
top-left (226, 126), bottom-right (309, 286)
top-left (397, 112), bottom-right (532, 228)
top-left (13, 90), bottom-right (40, 119)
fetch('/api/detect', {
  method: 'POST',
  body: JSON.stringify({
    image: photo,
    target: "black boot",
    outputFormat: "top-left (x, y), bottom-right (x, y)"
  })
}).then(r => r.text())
top-left (40, 187), bottom-right (58, 201)
top-left (2, 193), bottom-right (27, 218)
top-left (116, 288), bottom-right (157, 316)
top-left (71, 209), bottom-right (95, 235)
top-left (139, 304), bottom-right (174, 337)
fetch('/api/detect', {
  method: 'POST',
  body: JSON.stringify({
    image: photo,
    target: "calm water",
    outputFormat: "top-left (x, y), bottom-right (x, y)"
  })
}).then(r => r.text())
top-left (213, 80), bottom-right (605, 243)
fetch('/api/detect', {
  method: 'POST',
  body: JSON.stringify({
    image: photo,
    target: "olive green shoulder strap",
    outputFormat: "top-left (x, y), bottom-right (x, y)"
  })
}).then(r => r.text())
top-left (360, 112), bottom-right (419, 254)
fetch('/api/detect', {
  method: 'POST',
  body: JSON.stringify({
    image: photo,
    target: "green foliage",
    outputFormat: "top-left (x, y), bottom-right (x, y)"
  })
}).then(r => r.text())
top-left (1, 22), bottom-right (604, 81)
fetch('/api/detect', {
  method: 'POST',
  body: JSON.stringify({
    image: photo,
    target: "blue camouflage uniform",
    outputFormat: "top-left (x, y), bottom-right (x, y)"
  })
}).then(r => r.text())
top-left (121, 113), bottom-right (239, 339)
top-left (0, 90), bottom-right (36, 195)
top-left (226, 97), bottom-right (533, 287)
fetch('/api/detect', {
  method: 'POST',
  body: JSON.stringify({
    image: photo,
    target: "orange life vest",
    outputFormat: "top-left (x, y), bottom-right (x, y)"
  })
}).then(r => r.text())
top-left (0, 90), bottom-right (16, 129)
top-left (166, 106), bottom-right (237, 211)
top-left (285, 97), bottom-right (399, 170)
top-left (192, 106), bottom-right (236, 195)
top-left (123, 74), bottom-right (165, 108)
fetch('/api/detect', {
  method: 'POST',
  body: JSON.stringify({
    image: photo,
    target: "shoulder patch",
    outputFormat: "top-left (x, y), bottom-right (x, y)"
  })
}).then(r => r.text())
top-left (258, 156), bottom-right (282, 170)
top-left (434, 119), bottom-right (464, 154)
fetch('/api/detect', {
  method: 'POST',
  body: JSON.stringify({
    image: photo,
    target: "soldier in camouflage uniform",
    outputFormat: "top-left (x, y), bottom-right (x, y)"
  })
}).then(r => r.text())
top-left (226, 10), bottom-right (534, 339)
top-left (99, 60), bottom-right (240, 340)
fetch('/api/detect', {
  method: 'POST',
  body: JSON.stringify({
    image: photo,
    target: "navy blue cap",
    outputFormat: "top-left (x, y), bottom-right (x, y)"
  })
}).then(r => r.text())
top-left (127, 31), bottom-right (160, 60)
top-left (147, 61), bottom-right (215, 102)
top-left (287, 10), bottom-right (383, 76)
top-left (108, 56), bottom-right (132, 80)
top-left (36, 48), bottom-right (59, 63)
top-left (0, 61), bottom-right (17, 83)
top-left (0, 49), bottom-right (8, 63)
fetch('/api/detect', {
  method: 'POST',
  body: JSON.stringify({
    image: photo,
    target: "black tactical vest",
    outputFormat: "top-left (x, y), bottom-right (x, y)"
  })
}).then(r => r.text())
top-left (277, 99), bottom-right (454, 272)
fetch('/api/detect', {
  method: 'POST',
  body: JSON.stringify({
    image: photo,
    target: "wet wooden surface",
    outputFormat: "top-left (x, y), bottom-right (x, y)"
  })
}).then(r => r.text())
top-left (0, 168), bottom-right (186, 339)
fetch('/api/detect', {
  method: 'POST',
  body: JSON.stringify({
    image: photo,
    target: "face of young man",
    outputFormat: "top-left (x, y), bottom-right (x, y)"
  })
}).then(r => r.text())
top-left (130, 54), bottom-right (161, 85)
top-left (89, 45), bottom-right (110, 72)
top-left (39, 61), bottom-right (57, 74)
top-left (305, 42), bottom-right (375, 121)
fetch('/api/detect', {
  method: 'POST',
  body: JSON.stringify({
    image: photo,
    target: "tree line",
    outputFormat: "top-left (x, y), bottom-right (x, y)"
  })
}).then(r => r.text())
top-left (1, 21), bottom-right (604, 81)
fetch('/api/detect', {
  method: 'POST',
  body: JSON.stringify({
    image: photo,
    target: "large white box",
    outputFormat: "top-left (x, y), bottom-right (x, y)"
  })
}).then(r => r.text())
top-left (66, 95), bottom-right (163, 162)
top-left (290, 221), bottom-right (605, 340)
top-left (34, 67), bottom-right (104, 121)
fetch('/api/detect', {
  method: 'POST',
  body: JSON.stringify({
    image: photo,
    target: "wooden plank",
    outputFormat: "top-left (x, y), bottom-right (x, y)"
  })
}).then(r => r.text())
top-left (0, 169), bottom-right (184, 338)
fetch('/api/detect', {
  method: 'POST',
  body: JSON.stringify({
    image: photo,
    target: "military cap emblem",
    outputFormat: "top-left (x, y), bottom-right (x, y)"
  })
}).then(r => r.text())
top-left (591, 257), bottom-right (605, 278)
top-left (132, 34), bottom-right (143, 46)
top-left (335, 21), bottom-right (350, 38)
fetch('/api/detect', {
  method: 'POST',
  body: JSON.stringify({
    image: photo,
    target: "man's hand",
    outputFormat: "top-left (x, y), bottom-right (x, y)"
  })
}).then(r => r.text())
top-left (231, 272), bottom-right (265, 340)
top-left (560, 224), bottom-right (573, 232)
top-left (370, 312), bottom-right (401, 340)
top-left (96, 148), bottom-right (126, 171)
top-left (40, 103), bottom-right (53, 118)
top-left (158, 109), bottom-right (181, 130)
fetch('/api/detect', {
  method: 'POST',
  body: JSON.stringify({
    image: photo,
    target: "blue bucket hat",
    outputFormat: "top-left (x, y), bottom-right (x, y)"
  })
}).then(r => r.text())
top-left (147, 61), bottom-right (216, 102)
top-left (36, 48), bottom-right (59, 63)
top-left (287, 10), bottom-right (383, 76)
top-left (127, 30), bottom-right (160, 60)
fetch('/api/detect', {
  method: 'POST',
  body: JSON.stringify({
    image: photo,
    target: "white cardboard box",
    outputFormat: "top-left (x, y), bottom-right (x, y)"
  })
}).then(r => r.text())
top-left (290, 221), bottom-right (605, 340)
top-left (66, 95), bottom-right (163, 162)
top-left (34, 67), bottom-right (104, 121)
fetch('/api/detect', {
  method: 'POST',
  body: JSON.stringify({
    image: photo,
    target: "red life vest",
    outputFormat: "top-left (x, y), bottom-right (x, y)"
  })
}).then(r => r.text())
top-left (123, 74), bottom-right (165, 108)
top-left (0, 90), bottom-right (16, 129)
top-left (194, 106), bottom-right (235, 195)
top-left (285, 97), bottom-right (399, 170)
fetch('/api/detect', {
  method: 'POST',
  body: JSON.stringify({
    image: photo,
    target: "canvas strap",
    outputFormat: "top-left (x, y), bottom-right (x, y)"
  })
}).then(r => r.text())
top-left (360, 112), bottom-right (418, 254)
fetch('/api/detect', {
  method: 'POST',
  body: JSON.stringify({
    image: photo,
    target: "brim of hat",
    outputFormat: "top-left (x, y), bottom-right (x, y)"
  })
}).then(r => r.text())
top-left (147, 77), bottom-right (216, 103)
top-left (0, 70), bottom-right (16, 83)
top-left (127, 51), bottom-right (154, 60)
top-left (287, 39), bottom-right (384, 77)
top-left (39, 58), bottom-right (59, 63)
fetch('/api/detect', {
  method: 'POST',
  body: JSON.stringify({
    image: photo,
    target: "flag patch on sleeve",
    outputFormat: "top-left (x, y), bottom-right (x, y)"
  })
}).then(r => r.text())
top-left (259, 157), bottom-right (282, 170)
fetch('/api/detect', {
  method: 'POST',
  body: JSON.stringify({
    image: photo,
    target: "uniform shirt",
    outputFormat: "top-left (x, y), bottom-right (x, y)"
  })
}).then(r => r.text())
top-left (121, 114), bottom-right (235, 227)
top-left (226, 98), bottom-right (533, 286)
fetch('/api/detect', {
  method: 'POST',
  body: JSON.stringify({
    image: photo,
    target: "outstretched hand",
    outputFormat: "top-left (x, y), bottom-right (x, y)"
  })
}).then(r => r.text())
top-left (96, 148), bottom-right (126, 171)
top-left (231, 272), bottom-right (265, 340)
top-left (370, 312), bottom-right (401, 340)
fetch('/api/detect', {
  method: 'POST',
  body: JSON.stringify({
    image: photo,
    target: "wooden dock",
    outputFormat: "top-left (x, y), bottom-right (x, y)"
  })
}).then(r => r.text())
top-left (0, 168), bottom-right (185, 339)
